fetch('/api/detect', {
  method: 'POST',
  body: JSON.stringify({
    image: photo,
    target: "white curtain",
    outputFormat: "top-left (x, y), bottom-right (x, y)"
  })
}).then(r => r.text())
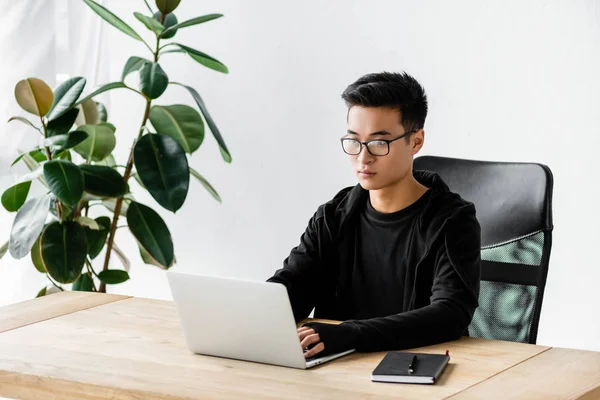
top-left (0, 0), bottom-right (108, 305)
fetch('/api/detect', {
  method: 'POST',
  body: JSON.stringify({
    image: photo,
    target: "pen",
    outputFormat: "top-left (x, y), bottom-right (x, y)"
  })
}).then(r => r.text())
top-left (408, 355), bottom-right (417, 374)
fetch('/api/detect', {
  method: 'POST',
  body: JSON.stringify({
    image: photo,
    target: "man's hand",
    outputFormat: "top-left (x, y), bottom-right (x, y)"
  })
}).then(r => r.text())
top-left (297, 326), bottom-right (325, 358)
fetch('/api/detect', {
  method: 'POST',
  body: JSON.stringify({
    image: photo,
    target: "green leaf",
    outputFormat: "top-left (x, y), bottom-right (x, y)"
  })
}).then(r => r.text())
top-left (85, 216), bottom-right (111, 259)
top-left (72, 272), bottom-right (94, 291)
top-left (133, 133), bottom-right (189, 212)
top-left (97, 102), bottom-right (108, 122)
top-left (43, 160), bottom-right (84, 207)
top-left (154, 12), bottom-right (178, 39)
top-left (138, 242), bottom-right (162, 267)
top-left (45, 131), bottom-right (89, 156)
top-left (8, 116), bottom-right (39, 131)
top-left (155, 0), bottom-right (181, 14)
top-left (102, 197), bottom-right (130, 216)
top-left (172, 83), bottom-right (231, 162)
top-left (112, 242), bottom-right (131, 271)
top-left (21, 152), bottom-right (48, 188)
top-left (2, 181), bottom-right (32, 212)
top-left (127, 201), bottom-right (174, 268)
top-left (75, 99), bottom-right (99, 126)
top-left (160, 14), bottom-right (222, 38)
top-left (0, 241), bottom-right (9, 260)
top-left (40, 221), bottom-right (86, 284)
top-left (58, 151), bottom-right (72, 161)
top-left (189, 168), bottom-right (221, 203)
top-left (134, 12), bottom-right (164, 34)
top-left (158, 48), bottom-right (185, 56)
top-left (9, 194), bottom-right (52, 259)
top-left (139, 62), bottom-right (168, 99)
top-left (95, 154), bottom-right (117, 167)
top-left (79, 165), bottom-right (127, 198)
top-left (36, 287), bottom-right (47, 298)
top-left (172, 43), bottom-right (228, 74)
top-left (122, 56), bottom-right (149, 81)
top-left (14, 78), bottom-right (54, 117)
top-left (83, 0), bottom-right (143, 41)
top-left (98, 269), bottom-right (130, 284)
top-left (149, 105), bottom-right (204, 154)
top-left (17, 166), bottom-right (44, 185)
top-left (11, 149), bottom-right (46, 168)
top-left (132, 172), bottom-right (146, 189)
top-left (47, 77), bottom-right (87, 121)
top-left (75, 82), bottom-right (128, 107)
top-left (30, 235), bottom-right (46, 273)
top-left (74, 123), bottom-right (117, 162)
top-left (75, 216), bottom-right (100, 230)
top-left (47, 108), bottom-right (79, 137)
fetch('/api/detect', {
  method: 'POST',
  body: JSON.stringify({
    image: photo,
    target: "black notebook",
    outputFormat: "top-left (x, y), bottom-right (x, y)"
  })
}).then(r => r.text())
top-left (371, 351), bottom-right (450, 384)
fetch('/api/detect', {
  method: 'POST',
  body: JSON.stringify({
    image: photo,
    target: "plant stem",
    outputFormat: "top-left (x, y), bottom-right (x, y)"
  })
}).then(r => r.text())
top-left (39, 117), bottom-right (51, 161)
top-left (98, 24), bottom-right (163, 293)
top-left (47, 275), bottom-right (64, 291)
top-left (158, 42), bottom-right (177, 51)
top-left (85, 259), bottom-right (98, 292)
top-left (99, 99), bottom-right (152, 293)
top-left (143, 0), bottom-right (153, 14)
top-left (124, 85), bottom-right (147, 99)
top-left (40, 116), bottom-right (63, 221)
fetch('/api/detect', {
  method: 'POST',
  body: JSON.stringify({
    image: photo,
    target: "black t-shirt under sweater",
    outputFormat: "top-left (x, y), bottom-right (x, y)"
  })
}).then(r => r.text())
top-left (353, 189), bottom-right (432, 319)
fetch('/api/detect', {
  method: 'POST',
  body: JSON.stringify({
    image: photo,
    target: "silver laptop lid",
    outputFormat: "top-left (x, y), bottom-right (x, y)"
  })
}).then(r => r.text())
top-left (167, 271), bottom-right (308, 369)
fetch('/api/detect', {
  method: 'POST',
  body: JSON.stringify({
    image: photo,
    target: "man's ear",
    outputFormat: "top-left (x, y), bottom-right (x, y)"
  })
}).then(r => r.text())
top-left (411, 129), bottom-right (425, 155)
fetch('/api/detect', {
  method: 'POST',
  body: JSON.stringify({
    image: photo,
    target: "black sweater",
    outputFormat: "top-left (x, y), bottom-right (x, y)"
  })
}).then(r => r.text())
top-left (267, 170), bottom-right (481, 355)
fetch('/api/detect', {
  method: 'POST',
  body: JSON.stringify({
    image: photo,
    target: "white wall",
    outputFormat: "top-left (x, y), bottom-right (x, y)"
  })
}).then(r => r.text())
top-left (1, 0), bottom-right (599, 352)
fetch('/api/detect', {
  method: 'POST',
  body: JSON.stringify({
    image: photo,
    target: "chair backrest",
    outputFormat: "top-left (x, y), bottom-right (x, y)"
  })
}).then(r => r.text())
top-left (413, 155), bottom-right (554, 344)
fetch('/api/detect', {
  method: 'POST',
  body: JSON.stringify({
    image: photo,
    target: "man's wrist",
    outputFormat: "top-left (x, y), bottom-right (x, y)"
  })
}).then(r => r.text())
top-left (302, 322), bottom-right (358, 355)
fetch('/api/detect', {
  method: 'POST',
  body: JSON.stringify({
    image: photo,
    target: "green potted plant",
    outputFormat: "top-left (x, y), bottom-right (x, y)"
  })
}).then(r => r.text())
top-left (0, 0), bottom-right (231, 296)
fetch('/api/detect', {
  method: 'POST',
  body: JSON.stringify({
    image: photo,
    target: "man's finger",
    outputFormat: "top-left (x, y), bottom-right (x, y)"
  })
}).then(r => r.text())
top-left (297, 326), bottom-right (312, 333)
top-left (304, 342), bottom-right (325, 358)
top-left (300, 333), bottom-right (321, 350)
top-left (298, 328), bottom-right (316, 341)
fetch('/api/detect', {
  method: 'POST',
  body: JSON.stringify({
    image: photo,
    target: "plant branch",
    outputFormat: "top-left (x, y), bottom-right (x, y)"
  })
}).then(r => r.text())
top-left (85, 258), bottom-right (98, 292)
top-left (143, 0), bottom-right (154, 14)
top-left (39, 116), bottom-right (51, 159)
top-left (142, 39), bottom-right (155, 55)
top-left (158, 42), bottom-right (177, 51)
top-left (40, 116), bottom-right (63, 220)
top-left (99, 16), bottom-right (164, 293)
top-left (46, 274), bottom-right (64, 291)
top-left (124, 85), bottom-right (148, 99)
top-left (99, 99), bottom-right (152, 293)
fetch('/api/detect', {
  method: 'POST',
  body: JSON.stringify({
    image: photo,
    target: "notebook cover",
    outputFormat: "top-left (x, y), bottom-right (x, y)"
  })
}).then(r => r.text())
top-left (371, 352), bottom-right (450, 384)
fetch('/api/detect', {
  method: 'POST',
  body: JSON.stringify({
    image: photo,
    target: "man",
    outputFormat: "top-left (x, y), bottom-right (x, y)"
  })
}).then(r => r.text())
top-left (267, 71), bottom-right (481, 360)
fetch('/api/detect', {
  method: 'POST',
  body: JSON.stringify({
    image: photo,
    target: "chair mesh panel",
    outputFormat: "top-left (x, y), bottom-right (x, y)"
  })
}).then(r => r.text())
top-left (481, 231), bottom-right (544, 266)
top-left (469, 231), bottom-right (544, 343)
top-left (469, 281), bottom-right (537, 343)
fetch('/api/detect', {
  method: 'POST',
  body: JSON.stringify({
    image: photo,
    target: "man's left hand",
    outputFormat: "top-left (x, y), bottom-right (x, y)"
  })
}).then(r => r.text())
top-left (297, 326), bottom-right (325, 358)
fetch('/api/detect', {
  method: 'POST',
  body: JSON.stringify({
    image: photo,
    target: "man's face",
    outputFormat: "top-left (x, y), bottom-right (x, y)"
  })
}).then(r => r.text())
top-left (344, 106), bottom-right (424, 191)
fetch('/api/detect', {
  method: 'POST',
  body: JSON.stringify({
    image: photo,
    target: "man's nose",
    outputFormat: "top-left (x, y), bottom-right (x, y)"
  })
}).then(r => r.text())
top-left (357, 145), bottom-right (375, 164)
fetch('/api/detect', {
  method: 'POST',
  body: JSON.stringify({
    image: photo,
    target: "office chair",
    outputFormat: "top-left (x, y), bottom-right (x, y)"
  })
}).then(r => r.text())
top-left (413, 155), bottom-right (554, 344)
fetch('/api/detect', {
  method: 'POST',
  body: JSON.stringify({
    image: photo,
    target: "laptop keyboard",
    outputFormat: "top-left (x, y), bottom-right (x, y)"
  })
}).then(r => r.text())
top-left (303, 349), bottom-right (317, 362)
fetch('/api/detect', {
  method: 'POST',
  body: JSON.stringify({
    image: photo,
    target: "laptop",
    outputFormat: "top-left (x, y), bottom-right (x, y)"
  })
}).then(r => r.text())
top-left (166, 271), bottom-right (355, 369)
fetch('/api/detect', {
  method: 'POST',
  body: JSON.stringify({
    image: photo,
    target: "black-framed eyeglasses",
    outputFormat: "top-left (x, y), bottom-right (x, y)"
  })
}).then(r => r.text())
top-left (340, 130), bottom-right (417, 156)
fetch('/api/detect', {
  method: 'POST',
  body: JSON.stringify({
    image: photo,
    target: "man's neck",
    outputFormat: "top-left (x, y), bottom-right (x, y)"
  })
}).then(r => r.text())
top-left (369, 173), bottom-right (429, 214)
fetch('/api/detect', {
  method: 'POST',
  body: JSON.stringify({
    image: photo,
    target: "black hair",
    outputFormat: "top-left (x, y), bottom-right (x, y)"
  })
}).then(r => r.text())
top-left (341, 71), bottom-right (428, 134)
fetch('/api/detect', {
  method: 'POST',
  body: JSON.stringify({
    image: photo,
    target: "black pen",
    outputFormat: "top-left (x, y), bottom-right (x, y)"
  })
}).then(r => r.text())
top-left (408, 355), bottom-right (417, 374)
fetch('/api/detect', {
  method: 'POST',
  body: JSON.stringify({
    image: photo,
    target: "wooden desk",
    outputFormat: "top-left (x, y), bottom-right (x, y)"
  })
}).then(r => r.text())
top-left (0, 292), bottom-right (598, 399)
